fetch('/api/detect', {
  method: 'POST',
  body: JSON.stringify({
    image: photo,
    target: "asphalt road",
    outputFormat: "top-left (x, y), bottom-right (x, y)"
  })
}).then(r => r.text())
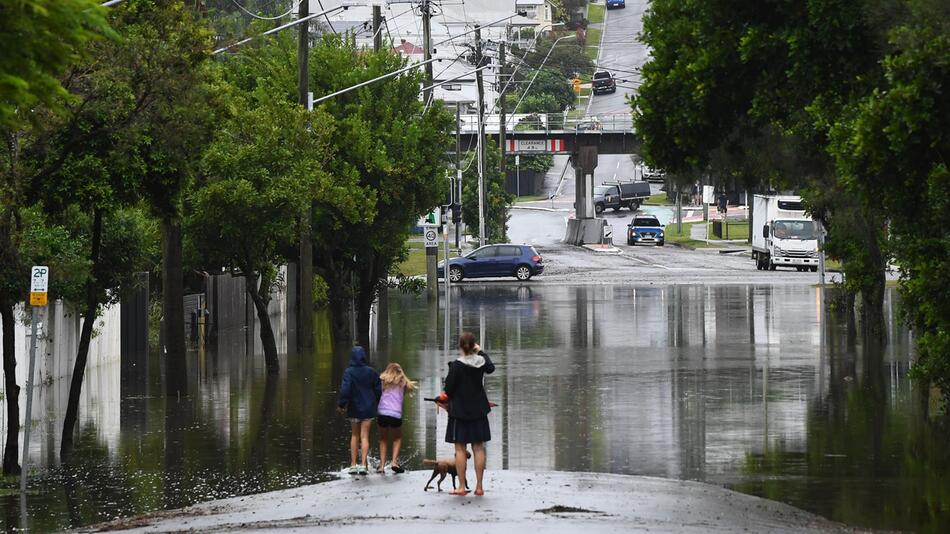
top-left (507, 207), bottom-right (835, 285)
top-left (542, 2), bottom-right (655, 204)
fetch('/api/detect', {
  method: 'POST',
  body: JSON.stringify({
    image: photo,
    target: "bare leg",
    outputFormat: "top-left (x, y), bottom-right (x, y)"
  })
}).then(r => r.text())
top-left (360, 420), bottom-right (372, 467)
top-left (391, 427), bottom-right (402, 467)
top-left (472, 442), bottom-right (486, 495)
top-left (452, 442), bottom-right (469, 494)
top-left (349, 422), bottom-right (359, 467)
top-left (377, 426), bottom-right (388, 472)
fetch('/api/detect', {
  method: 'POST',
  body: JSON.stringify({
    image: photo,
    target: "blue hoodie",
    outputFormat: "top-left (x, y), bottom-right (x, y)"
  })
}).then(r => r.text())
top-left (337, 346), bottom-right (382, 419)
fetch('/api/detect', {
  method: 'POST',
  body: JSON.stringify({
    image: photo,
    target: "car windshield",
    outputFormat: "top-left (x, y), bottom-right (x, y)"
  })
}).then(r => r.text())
top-left (772, 220), bottom-right (816, 240)
top-left (594, 72), bottom-right (611, 79)
top-left (633, 217), bottom-right (660, 227)
top-left (594, 186), bottom-right (611, 195)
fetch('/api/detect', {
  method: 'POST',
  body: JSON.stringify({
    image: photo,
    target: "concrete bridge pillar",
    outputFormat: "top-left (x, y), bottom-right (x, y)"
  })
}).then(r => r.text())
top-left (564, 140), bottom-right (608, 245)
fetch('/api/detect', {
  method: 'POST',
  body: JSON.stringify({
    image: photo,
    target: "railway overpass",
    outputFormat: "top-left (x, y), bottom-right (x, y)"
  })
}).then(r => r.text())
top-left (454, 113), bottom-right (640, 245)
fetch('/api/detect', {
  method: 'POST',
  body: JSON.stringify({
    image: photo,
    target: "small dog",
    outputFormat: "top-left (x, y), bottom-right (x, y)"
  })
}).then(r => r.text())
top-left (422, 451), bottom-right (471, 491)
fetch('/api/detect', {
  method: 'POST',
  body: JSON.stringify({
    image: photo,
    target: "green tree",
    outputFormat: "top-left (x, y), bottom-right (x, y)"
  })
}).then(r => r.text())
top-left (463, 142), bottom-right (511, 244)
top-left (633, 0), bottom-right (891, 338)
top-left (15, 0), bottom-right (206, 461)
top-left (307, 35), bottom-right (452, 347)
top-left (829, 24), bottom-right (950, 394)
top-left (0, 205), bottom-right (86, 474)
top-left (0, 0), bottom-right (113, 129)
top-left (188, 101), bottom-right (347, 371)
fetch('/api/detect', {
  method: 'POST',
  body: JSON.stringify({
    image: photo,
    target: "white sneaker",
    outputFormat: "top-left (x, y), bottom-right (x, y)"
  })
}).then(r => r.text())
top-left (348, 465), bottom-right (359, 475)
top-left (356, 464), bottom-right (368, 475)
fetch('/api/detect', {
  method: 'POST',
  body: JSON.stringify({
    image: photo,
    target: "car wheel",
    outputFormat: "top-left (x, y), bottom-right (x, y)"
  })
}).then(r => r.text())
top-left (449, 266), bottom-right (463, 282)
top-left (595, 203), bottom-right (604, 214)
top-left (769, 262), bottom-right (776, 271)
top-left (811, 266), bottom-right (818, 272)
top-left (657, 240), bottom-right (664, 246)
top-left (515, 265), bottom-right (532, 281)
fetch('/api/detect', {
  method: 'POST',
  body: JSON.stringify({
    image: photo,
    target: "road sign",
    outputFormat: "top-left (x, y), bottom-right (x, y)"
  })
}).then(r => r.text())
top-left (423, 226), bottom-right (439, 248)
top-left (29, 266), bottom-right (48, 307)
top-left (506, 139), bottom-right (566, 153)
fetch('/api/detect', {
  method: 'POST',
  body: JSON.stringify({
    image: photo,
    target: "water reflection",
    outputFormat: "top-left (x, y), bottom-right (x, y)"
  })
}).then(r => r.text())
top-left (4, 284), bottom-right (948, 532)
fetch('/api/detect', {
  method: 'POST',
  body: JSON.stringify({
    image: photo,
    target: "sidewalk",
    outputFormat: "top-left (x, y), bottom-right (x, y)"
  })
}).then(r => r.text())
top-left (86, 470), bottom-right (853, 533)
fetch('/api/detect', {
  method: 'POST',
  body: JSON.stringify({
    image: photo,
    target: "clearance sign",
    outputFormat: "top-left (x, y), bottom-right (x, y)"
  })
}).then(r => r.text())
top-left (506, 139), bottom-right (567, 153)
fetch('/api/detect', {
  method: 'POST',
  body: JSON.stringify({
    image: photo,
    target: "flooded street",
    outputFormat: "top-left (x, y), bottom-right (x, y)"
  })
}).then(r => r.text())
top-left (5, 284), bottom-right (947, 532)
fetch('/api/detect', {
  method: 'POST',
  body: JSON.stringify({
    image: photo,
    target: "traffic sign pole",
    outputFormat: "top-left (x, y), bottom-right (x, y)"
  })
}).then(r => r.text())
top-left (21, 266), bottom-right (48, 528)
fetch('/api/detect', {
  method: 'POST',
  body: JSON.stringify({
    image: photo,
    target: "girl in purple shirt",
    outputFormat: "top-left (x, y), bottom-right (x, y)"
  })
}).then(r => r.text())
top-left (376, 363), bottom-right (417, 473)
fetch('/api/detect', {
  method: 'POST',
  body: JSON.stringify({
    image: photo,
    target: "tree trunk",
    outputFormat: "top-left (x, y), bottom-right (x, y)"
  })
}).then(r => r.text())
top-left (245, 271), bottom-right (279, 373)
top-left (61, 207), bottom-right (103, 463)
top-left (162, 218), bottom-right (187, 396)
top-left (355, 251), bottom-right (383, 350)
top-left (860, 211), bottom-right (887, 344)
top-left (1, 300), bottom-right (20, 474)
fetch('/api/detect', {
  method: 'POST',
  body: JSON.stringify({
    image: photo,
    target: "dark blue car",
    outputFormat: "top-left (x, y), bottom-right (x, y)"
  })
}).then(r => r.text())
top-left (607, 0), bottom-right (625, 8)
top-left (437, 244), bottom-right (543, 282)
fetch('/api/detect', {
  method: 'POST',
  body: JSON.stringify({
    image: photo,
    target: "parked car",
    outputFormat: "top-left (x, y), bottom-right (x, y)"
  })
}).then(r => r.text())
top-left (627, 215), bottom-right (665, 246)
top-left (606, 0), bottom-right (626, 8)
top-left (592, 71), bottom-right (616, 94)
top-left (437, 244), bottom-right (544, 282)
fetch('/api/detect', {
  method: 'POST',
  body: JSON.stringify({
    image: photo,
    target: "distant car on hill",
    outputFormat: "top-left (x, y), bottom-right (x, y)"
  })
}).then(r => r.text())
top-left (592, 71), bottom-right (616, 94)
top-left (607, 0), bottom-right (626, 8)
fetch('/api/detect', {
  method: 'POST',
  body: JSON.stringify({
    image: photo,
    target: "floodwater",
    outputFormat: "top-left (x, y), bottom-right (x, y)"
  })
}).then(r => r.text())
top-left (4, 284), bottom-right (948, 532)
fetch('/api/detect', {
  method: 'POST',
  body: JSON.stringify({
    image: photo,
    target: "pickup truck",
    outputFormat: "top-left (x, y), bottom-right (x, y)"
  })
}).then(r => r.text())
top-left (592, 71), bottom-right (616, 95)
top-left (592, 181), bottom-right (651, 214)
top-left (627, 215), bottom-right (665, 246)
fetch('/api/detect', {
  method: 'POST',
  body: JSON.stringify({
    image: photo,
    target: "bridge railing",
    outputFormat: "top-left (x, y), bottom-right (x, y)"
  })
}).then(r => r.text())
top-left (454, 113), bottom-right (634, 134)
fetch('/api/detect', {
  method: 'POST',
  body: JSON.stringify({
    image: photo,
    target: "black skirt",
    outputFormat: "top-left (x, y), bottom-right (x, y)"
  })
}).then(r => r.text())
top-left (445, 416), bottom-right (491, 444)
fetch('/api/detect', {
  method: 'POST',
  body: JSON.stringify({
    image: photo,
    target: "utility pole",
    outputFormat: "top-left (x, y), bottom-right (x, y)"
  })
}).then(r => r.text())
top-left (474, 25), bottom-right (487, 247)
top-left (455, 102), bottom-right (462, 249)
top-left (372, 4), bottom-right (382, 52)
top-left (498, 40), bottom-right (508, 197)
top-left (421, 0), bottom-right (434, 104)
top-left (297, 0), bottom-right (313, 353)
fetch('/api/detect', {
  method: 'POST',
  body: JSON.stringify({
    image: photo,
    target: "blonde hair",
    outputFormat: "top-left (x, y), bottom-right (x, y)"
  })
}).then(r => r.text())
top-left (380, 363), bottom-right (417, 391)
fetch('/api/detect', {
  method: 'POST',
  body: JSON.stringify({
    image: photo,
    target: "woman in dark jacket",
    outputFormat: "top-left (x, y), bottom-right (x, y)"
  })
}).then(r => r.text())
top-left (441, 332), bottom-right (495, 495)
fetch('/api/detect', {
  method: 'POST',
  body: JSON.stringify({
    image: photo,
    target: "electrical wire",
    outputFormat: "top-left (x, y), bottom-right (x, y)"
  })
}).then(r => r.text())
top-left (315, 0), bottom-right (337, 34)
top-left (227, 0), bottom-right (301, 21)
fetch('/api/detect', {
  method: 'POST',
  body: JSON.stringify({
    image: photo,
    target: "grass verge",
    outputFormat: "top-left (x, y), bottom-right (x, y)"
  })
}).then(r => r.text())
top-left (585, 27), bottom-right (602, 61)
top-left (643, 192), bottom-right (670, 205)
top-left (664, 221), bottom-right (718, 249)
top-left (705, 219), bottom-right (750, 241)
top-left (587, 3), bottom-right (605, 24)
top-left (514, 194), bottom-right (548, 203)
top-left (396, 240), bottom-right (428, 277)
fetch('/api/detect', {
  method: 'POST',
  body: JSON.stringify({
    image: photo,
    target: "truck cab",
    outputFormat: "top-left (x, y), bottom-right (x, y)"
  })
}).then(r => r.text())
top-left (752, 195), bottom-right (820, 271)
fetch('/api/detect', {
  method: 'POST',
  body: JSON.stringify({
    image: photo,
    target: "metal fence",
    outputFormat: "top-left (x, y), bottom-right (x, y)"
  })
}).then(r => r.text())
top-left (455, 113), bottom-right (634, 134)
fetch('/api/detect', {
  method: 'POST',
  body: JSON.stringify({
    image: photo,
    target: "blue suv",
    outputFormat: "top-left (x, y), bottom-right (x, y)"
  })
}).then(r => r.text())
top-left (607, 0), bottom-right (625, 8)
top-left (438, 244), bottom-right (544, 282)
top-left (627, 215), bottom-right (665, 246)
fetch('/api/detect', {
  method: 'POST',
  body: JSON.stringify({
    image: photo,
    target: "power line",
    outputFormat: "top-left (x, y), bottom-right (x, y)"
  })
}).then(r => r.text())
top-left (227, 0), bottom-right (301, 21)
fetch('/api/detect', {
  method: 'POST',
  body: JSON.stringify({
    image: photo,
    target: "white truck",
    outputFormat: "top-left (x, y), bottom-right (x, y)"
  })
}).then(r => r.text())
top-left (752, 195), bottom-right (820, 271)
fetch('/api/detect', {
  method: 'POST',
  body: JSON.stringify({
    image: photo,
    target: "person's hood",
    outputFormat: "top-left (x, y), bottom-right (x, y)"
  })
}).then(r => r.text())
top-left (349, 346), bottom-right (368, 367)
top-left (456, 353), bottom-right (486, 368)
